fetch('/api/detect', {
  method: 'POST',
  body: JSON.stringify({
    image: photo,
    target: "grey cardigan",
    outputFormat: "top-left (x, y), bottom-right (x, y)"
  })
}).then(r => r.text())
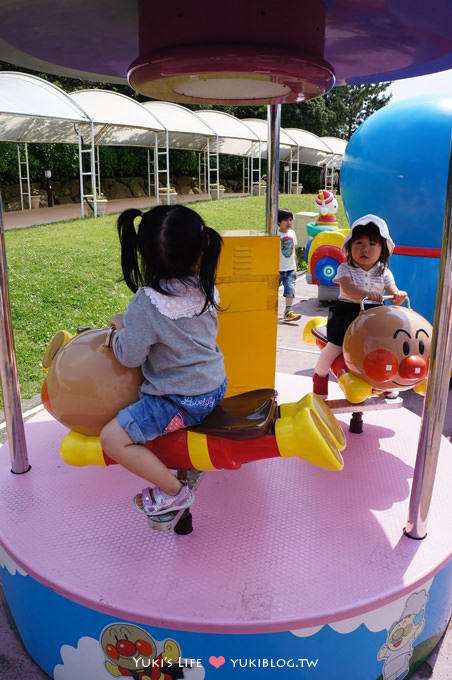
top-left (112, 284), bottom-right (226, 397)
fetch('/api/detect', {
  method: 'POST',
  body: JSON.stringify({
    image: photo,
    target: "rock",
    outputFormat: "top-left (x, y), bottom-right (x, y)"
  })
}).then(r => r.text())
top-left (172, 176), bottom-right (197, 195)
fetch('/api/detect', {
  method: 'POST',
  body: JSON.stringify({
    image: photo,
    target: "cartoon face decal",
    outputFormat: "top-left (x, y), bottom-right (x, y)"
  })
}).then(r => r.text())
top-left (101, 623), bottom-right (157, 671)
top-left (100, 623), bottom-right (183, 679)
top-left (342, 305), bottom-right (432, 392)
top-left (386, 614), bottom-right (420, 651)
top-left (377, 589), bottom-right (428, 680)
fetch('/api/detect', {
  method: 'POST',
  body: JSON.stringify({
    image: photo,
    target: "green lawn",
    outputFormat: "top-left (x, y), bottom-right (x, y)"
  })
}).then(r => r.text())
top-left (3, 193), bottom-right (346, 406)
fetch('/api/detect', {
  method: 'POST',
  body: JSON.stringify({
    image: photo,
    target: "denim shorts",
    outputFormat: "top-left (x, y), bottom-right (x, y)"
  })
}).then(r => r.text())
top-left (116, 377), bottom-right (227, 445)
top-left (279, 269), bottom-right (297, 298)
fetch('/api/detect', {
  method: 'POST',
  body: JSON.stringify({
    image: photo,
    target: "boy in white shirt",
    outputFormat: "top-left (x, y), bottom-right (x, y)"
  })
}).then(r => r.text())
top-left (278, 209), bottom-right (301, 322)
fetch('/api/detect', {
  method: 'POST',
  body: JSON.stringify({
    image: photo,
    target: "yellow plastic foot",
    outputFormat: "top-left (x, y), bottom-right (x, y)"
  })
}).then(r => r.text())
top-left (413, 379), bottom-right (427, 396)
top-left (275, 393), bottom-right (345, 471)
top-left (60, 431), bottom-right (106, 466)
top-left (338, 373), bottom-right (373, 404)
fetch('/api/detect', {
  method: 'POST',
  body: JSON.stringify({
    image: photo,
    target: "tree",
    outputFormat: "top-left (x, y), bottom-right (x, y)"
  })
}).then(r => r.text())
top-left (278, 83), bottom-right (392, 140)
top-left (323, 83), bottom-right (392, 139)
top-left (281, 96), bottom-right (332, 136)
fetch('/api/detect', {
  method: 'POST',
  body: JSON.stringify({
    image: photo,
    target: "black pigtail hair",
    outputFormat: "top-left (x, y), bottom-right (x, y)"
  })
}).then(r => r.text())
top-left (198, 226), bottom-right (223, 312)
top-left (117, 208), bottom-right (145, 292)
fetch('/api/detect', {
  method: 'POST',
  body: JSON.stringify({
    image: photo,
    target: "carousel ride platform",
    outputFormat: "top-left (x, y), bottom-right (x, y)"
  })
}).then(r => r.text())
top-left (1, 373), bottom-right (452, 680)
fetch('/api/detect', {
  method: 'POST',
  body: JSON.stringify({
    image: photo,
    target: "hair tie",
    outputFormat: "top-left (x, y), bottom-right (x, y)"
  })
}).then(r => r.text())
top-left (200, 224), bottom-right (204, 231)
top-left (139, 211), bottom-right (144, 217)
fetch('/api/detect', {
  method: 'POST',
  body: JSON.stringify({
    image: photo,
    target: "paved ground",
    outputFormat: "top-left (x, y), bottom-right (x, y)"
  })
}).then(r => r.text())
top-left (1, 192), bottom-right (241, 230)
top-left (1, 202), bottom-right (451, 678)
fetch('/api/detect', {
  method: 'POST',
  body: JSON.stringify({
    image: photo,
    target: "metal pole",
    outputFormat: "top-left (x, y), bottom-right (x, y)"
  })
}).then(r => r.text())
top-left (0, 187), bottom-right (30, 474)
top-left (45, 168), bottom-right (53, 207)
top-left (404, 143), bottom-right (452, 539)
top-left (46, 178), bottom-right (53, 207)
top-left (266, 104), bottom-right (281, 236)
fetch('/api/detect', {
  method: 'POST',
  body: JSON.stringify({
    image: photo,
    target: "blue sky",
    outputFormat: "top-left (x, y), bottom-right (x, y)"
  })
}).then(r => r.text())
top-left (386, 69), bottom-right (452, 102)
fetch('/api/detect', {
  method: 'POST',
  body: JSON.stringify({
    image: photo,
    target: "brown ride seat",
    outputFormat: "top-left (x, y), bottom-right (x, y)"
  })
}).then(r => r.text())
top-left (190, 388), bottom-right (278, 440)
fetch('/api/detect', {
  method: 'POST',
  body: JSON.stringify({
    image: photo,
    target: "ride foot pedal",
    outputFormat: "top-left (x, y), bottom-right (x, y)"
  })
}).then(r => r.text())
top-left (326, 394), bottom-right (403, 414)
top-left (147, 507), bottom-right (188, 531)
top-left (326, 394), bottom-right (403, 433)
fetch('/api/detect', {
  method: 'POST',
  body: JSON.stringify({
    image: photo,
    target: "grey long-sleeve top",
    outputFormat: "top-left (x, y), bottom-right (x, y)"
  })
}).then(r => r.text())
top-left (112, 281), bottom-right (226, 397)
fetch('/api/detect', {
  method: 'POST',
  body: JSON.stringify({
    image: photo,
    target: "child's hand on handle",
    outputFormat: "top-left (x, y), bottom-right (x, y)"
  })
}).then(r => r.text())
top-left (391, 290), bottom-right (407, 306)
top-left (365, 291), bottom-right (384, 303)
top-left (109, 313), bottom-right (124, 331)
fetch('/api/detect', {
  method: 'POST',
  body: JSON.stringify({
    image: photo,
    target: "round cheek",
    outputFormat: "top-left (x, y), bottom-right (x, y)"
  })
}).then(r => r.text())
top-left (135, 639), bottom-right (153, 657)
top-left (363, 349), bottom-right (399, 382)
top-left (105, 644), bottom-right (120, 661)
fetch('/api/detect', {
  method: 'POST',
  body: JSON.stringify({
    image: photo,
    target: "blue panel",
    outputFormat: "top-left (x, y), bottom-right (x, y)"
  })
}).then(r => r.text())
top-left (3, 561), bottom-right (452, 680)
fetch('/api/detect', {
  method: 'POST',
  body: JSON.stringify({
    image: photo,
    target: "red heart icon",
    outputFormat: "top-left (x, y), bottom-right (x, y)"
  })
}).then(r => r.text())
top-left (209, 656), bottom-right (226, 669)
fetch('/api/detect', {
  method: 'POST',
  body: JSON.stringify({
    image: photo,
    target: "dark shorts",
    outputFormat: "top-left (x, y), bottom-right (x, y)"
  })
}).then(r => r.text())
top-left (326, 300), bottom-right (381, 346)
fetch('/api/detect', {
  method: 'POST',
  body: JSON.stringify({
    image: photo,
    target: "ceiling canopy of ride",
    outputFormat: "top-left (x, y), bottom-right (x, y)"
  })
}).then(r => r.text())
top-left (0, 0), bottom-right (452, 105)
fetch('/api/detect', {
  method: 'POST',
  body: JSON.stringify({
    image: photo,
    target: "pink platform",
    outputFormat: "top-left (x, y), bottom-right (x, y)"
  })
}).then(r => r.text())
top-left (2, 373), bottom-right (452, 636)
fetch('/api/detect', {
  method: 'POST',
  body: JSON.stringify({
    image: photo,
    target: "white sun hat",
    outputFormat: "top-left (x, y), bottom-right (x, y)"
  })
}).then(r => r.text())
top-left (342, 214), bottom-right (395, 255)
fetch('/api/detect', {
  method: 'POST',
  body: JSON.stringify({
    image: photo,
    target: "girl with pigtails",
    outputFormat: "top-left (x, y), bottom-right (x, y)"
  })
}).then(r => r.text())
top-left (100, 204), bottom-right (227, 516)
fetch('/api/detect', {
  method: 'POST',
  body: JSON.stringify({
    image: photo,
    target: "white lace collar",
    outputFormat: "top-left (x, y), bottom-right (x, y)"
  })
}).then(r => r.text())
top-left (141, 279), bottom-right (219, 319)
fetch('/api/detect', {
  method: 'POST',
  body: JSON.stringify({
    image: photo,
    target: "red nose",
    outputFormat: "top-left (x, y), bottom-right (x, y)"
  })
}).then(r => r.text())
top-left (116, 639), bottom-right (137, 657)
top-left (398, 355), bottom-right (428, 381)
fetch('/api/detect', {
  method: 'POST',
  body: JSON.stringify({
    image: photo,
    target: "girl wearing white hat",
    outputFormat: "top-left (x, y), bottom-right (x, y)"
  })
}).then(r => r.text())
top-left (313, 214), bottom-right (407, 399)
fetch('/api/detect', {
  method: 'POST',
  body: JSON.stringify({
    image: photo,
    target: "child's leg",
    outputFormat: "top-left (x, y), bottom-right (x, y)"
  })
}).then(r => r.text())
top-left (100, 418), bottom-right (182, 495)
top-left (281, 270), bottom-right (301, 321)
top-left (102, 383), bottom-right (226, 515)
top-left (313, 342), bottom-right (342, 398)
top-left (315, 342), bottom-right (343, 377)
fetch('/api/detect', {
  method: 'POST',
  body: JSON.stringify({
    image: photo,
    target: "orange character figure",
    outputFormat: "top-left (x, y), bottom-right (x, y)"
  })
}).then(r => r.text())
top-left (339, 303), bottom-right (432, 403)
top-left (314, 189), bottom-right (339, 229)
top-left (305, 303), bottom-right (432, 404)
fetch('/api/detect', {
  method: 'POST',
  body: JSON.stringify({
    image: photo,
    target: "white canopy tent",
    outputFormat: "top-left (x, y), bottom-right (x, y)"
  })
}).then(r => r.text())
top-left (69, 90), bottom-right (165, 146)
top-left (320, 137), bottom-right (347, 168)
top-left (321, 136), bottom-right (348, 190)
top-left (0, 72), bottom-right (92, 209)
top-left (0, 72), bottom-right (347, 210)
top-left (194, 110), bottom-right (259, 157)
top-left (0, 72), bottom-right (91, 143)
top-left (240, 117), bottom-right (296, 160)
top-left (314, 136), bottom-right (348, 190)
top-left (240, 118), bottom-right (297, 194)
top-left (69, 90), bottom-right (167, 209)
top-left (141, 105), bottom-right (265, 198)
top-left (141, 101), bottom-right (218, 198)
top-left (193, 109), bottom-right (261, 196)
top-left (284, 129), bottom-right (336, 166)
top-left (142, 101), bottom-right (215, 150)
top-left (282, 129), bottom-right (336, 192)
